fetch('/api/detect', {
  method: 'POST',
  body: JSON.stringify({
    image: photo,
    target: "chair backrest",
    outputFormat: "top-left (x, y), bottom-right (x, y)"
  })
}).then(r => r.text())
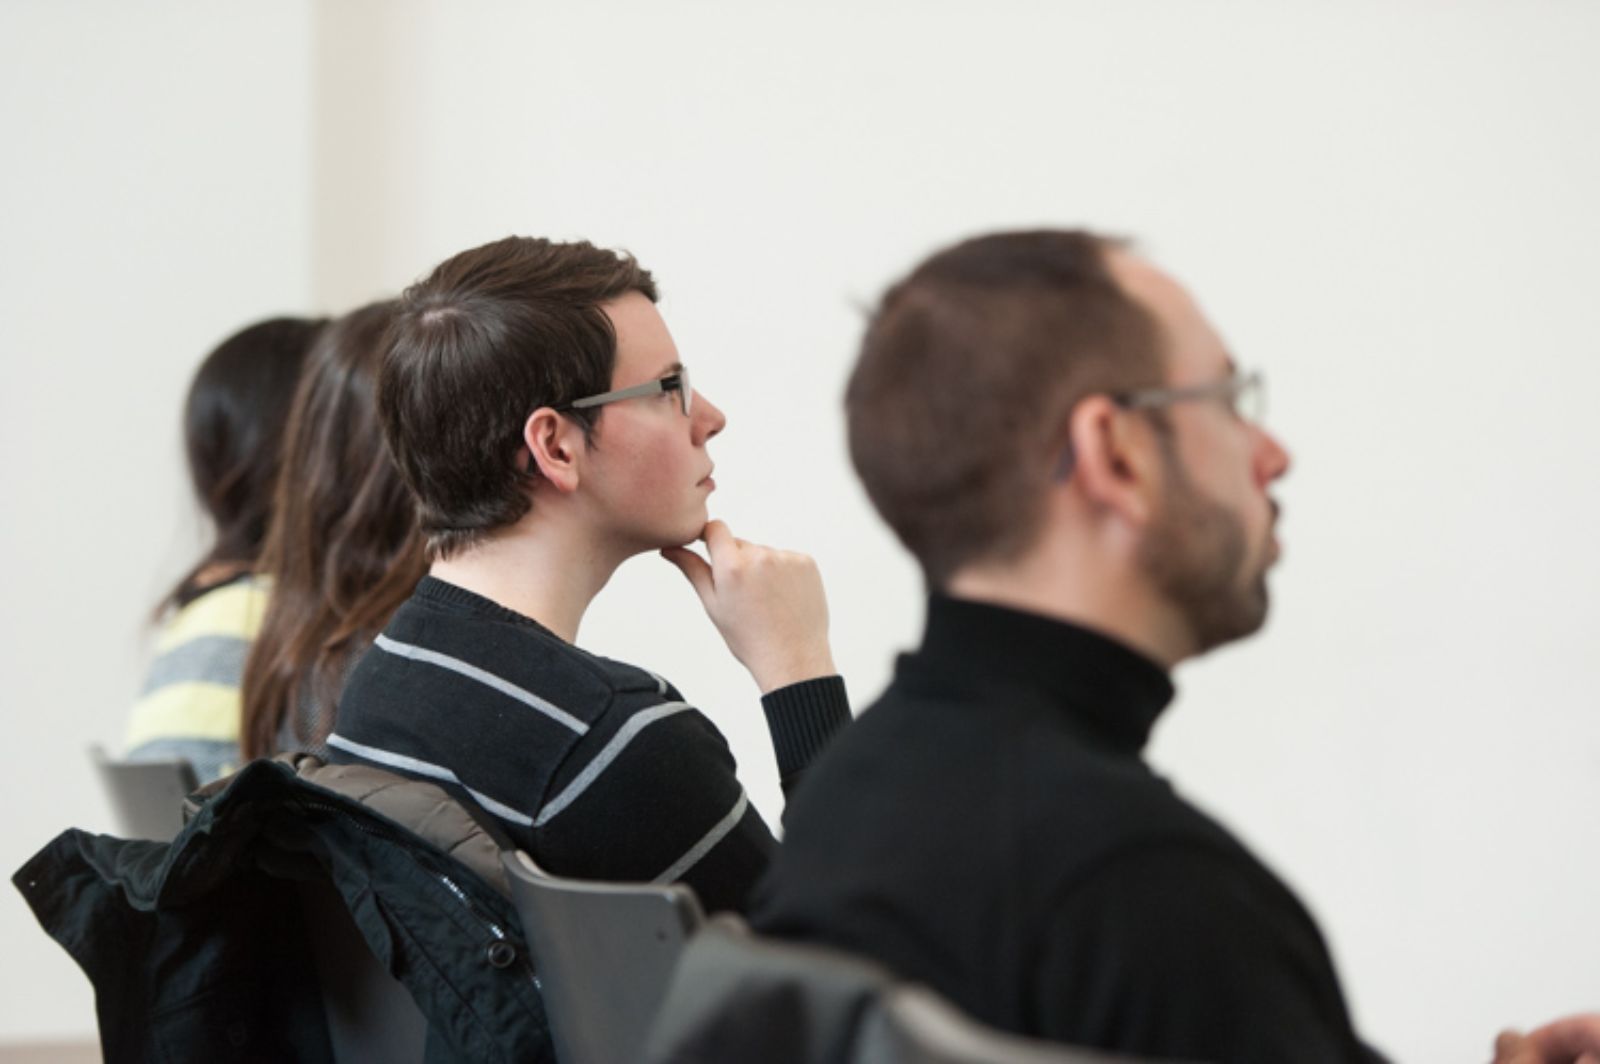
top-left (642, 914), bottom-right (893, 1064)
top-left (860, 986), bottom-right (1136, 1064)
top-left (90, 745), bottom-right (198, 841)
top-left (501, 849), bottom-right (704, 1064)
top-left (643, 918), bottom-right (1152, 1064)
top-left (296, 876), bottom-right (428, 1064)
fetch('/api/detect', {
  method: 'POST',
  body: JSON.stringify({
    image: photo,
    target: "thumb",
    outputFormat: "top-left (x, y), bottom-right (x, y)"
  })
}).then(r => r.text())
top-left (1493, 1029), bottom-right (1531, 1064)
top-left (661, 547), bottom-right (715, 605)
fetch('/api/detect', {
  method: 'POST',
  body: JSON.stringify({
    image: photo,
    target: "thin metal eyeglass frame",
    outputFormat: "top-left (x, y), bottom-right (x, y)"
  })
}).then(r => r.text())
top-left (559, 367), bottom-right (692, 418)
top-left (1113, 369), bottom-right (1264, 422)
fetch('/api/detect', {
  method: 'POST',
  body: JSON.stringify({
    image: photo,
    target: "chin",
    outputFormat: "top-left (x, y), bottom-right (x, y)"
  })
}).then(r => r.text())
top-left (662, 530), bottom-right (699, 550)
top-left (1186, 582), bottom-right (1272, 655)
top-left (623, 505), bottom-right (709, 554)
top-left (660, 514), bottom-right (709, 550)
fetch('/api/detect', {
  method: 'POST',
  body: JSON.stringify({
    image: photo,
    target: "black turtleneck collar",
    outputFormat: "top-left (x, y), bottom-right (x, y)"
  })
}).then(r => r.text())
top-left (895, 593), bottom-right (1175, 756)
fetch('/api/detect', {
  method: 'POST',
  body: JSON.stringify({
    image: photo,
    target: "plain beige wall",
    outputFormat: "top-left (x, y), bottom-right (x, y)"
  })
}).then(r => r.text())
top-left (3, 3), bottom-right (1598, 1060)
top-left (305, 5), bottom-right (1600, 1061)
top-left (0, 0), bottom-right (315, 1042)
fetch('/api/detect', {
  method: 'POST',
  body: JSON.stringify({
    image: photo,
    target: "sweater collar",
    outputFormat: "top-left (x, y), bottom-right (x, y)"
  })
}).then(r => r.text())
top-left (897, 593), bottom-right (1175, 756)
top-left (414, 575), bottom-right (567, 641)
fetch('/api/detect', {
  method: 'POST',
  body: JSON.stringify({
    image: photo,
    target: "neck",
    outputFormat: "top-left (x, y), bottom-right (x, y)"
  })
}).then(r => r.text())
top-left (192, 559), bottom-right (251, 591)
top-left (428, 513), bottom-right (629, 644)
top-left (943, 536), bottom-right (1192, 670)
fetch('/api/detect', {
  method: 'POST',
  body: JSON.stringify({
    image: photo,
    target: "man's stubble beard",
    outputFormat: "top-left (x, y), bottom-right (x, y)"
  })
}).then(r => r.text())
top-left (1137, 442), bottom-right (1272, 656)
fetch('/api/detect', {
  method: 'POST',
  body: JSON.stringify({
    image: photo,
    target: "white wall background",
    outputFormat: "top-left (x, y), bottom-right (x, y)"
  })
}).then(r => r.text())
top-left (2, 3), bottom-right (1595, 1060)
top-left (0, 0), bottom-right (318, 1045)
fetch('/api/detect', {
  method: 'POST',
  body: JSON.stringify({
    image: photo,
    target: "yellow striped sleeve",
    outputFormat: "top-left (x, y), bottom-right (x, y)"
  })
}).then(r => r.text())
top-left (125, 681), bottom-right (244, 747)
top-left (154, 579), bottom-right (270, 655)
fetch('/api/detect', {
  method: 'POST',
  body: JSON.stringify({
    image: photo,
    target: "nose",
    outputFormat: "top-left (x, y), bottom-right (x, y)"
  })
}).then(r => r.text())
top-left (693, 390), bottom-right (726, 444)
top-left (1253, 422), bottom-right (1291, 486)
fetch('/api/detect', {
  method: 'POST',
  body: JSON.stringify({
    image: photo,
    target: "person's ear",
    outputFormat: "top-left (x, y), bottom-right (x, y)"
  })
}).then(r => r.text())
top-left (523, 408), bottom-right (585, 493)
top-left (1064, 396), bottom-right (1163, 527)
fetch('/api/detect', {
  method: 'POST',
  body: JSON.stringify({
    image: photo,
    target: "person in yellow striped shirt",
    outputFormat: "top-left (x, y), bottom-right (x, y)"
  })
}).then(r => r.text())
top-left (124, 317), bottom-right (324, 782)
top-left (126, 572), bottom-right (271, 781)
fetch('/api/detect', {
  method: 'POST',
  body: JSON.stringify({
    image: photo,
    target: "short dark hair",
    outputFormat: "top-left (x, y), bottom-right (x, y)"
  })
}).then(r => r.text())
top-left (846, 229), bottom-right (1166, 587)
top-left (380, 236), bottom-right (658, 559)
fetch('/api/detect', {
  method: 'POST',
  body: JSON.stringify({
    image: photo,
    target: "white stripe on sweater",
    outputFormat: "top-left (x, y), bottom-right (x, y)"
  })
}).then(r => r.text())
top-left (534, 702), bottom-right (694, 826)
top-left (325, 732), bottom-right (535, 827)
top-left (654, 791), bottom-right (751, 885)
top-left (374, 633), bottom-right (589, 735)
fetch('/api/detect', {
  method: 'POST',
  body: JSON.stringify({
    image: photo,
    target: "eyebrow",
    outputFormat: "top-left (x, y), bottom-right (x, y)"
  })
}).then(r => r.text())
top-left (651, 360), bottom-right (685, 379)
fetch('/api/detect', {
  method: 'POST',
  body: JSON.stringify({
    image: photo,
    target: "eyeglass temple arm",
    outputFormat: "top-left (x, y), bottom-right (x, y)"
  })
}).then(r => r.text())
top-left (564, 373), bottom-right (684, 411)
top-left (1115, 372), bottom-right (1257, 410)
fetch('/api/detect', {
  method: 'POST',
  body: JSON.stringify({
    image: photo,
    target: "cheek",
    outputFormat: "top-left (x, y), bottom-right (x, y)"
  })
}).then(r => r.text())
top-left (1198, 434), bottom-right (1264, 512)
top-left (600, 428), bottom-right (697, 508)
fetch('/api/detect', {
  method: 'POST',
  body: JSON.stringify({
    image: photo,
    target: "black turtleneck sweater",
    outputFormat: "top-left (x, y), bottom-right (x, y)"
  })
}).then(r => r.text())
top-left (752, 595), bottom-right (1383, 1063)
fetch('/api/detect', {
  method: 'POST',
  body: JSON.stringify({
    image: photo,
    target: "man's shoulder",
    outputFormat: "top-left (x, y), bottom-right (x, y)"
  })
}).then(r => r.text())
top-left (782, 679), bottom-right (1250, 883)
top-left (1028, 829), bottom-right (1365, 1059)
top-left (1028, 772), bottom-right (1339, 987)
top-left (790, 680), bottom-right (1159, 792)
top-left (1025, 750), bottom-right (1236, 857)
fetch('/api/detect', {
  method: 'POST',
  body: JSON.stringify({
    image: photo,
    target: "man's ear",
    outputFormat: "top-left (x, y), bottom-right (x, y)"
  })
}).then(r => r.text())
top-left (524, 408), bottom-right (585, 493)
top-left (1065, 395), bottom-right (1162, 527)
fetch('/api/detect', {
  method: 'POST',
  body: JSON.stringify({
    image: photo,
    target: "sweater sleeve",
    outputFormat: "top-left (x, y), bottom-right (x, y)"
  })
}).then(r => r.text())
top-left (1031, 844), bottom-right (1384, 1064)
top-left (531, 702), bottom-right (780, 915)
top-left (758, 675), bottom-right (852, 797)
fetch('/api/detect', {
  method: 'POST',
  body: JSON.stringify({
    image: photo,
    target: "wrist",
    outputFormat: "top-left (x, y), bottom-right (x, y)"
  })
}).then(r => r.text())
top-left (751, 649), bottom-right (837, 695)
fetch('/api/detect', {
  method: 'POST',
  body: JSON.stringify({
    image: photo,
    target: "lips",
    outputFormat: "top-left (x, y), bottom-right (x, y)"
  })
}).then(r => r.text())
top-left (698, 468), bottom-right (716, 489)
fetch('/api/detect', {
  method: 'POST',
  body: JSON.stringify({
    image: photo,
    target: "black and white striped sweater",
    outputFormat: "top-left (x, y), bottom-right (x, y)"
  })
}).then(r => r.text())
top-left (327, 576), bottom-right (850, 913)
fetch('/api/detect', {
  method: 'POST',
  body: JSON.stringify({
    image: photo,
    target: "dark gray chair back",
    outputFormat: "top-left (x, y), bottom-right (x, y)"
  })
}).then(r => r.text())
top-left (296, 876), bottom-right (429, 1064)
top-left (860, 985), bottom-right (1137, 1063)
top-left (643, 917), bottom-right (1153, 1064)
top-left (501, 849), bottom-right (704, 1064)
top-left (90, 745), bottom-right (198, 841)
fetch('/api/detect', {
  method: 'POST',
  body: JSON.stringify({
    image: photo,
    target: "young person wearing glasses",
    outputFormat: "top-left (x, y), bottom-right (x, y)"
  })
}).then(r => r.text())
top-left (752, 231), bottom-right (1386, 1061)
top-left (326, 237), bottom-right (849, 914)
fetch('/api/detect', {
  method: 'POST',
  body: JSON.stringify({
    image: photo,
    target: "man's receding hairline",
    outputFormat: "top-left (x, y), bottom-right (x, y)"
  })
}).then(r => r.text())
top-left (1101, 245), bottom-right (1180, 376)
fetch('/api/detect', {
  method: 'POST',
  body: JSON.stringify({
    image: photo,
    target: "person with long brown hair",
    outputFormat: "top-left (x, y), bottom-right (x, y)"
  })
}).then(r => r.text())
top-left (239, 300), bottom-right (428, 762)
top-left (126, 316), bottom-right (326, 782)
